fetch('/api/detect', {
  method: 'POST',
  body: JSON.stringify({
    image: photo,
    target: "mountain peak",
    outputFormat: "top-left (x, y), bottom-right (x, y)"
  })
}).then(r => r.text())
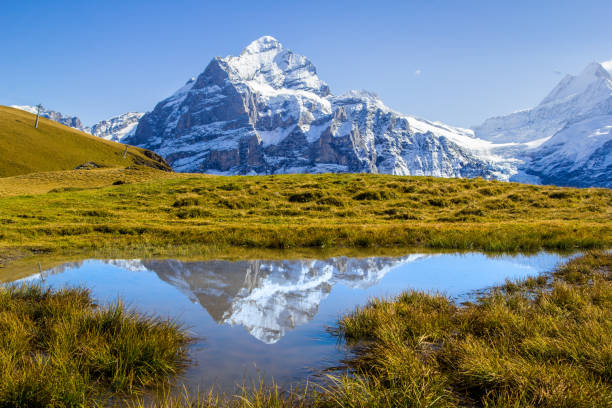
top-left (600, 59), bottom-right (612, 75)
top-left (222, 37), bottom-right (330, 96)
top-left (242, 36), bottom-right (283, 55)
top-left (579, 61), bottom-right (611, 80)
top-left (540, 61), bottom-right (611, 106)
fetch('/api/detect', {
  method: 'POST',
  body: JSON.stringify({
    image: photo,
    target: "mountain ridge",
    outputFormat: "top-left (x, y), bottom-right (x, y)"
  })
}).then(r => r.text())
top-left (10, 38), bottom-right (611, 188)
top-left (10, 105), bottom-right (144, 143)
top-left (0, 106), bottom-right (171, 177)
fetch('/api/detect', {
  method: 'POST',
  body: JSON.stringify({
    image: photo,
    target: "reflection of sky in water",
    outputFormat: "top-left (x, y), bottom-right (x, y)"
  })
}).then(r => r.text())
top-left (20, 252), bottom-right (573, 391)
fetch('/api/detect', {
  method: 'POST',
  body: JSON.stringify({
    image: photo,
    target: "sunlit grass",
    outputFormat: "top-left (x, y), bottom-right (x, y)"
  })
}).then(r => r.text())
top-left (334, 251), bottom-right (612, 407)
top-left (0, 106), bottom-right (170, 178)
top-left (0, 171), bottom-right (610, 269)
top-left (0, 283), bottom-right (190, 407)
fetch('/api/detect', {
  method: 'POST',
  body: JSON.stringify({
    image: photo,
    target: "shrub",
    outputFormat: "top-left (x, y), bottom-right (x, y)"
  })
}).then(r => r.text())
top-left (217, 183), bottom-right (241, 191)
top-left (427, 198), bottom-right (447, 207)
top-left (353, 190), bottom-right (396, 201)
top-left (455, 207), bottom-right (485, 217)
top-left (176, 208), bottom-right (213, 219)
top-left (401, 185), bottom-right (417, 193)
top-left (80, 209), bottom-right (112, 217)
top-left (216, 198), bottom-right (253, 209)
top-left (316, 196), bottom-right (345, 206)
top-left (288, 191), bottom-right (322, 202)
top-left (548, 191), bottom-right (572, 199)
top-left (477, 187), bottom-right (502, 196)
top-left (172, 196), bottom-right (202, 207)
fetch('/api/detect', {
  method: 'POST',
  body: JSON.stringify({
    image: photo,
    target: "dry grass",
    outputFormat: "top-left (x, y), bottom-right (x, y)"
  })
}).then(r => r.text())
top-left (0, 283), bottom-right (190, 407)
top-left (0, 167), bottom-right (184, 197)
top-left (0, 105), bottom-right (170, 178)
top-left (334, 251), bottom-right (612, 407)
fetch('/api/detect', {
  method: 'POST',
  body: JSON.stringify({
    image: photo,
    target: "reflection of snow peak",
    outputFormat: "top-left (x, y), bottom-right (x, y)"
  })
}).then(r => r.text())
top-left (145, 255), bottom-right (427, 344)
top-left (218, 255), bottom-right (428, 344)
top-left (29, 253), bottom-right (562, 345)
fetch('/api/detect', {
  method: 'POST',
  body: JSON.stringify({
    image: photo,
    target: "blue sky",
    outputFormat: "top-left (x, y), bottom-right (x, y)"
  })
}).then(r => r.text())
top-left (1, 0), bottom-right (611, 127)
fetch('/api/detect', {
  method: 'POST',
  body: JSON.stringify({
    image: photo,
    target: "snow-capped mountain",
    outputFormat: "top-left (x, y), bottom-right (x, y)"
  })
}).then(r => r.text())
top-left (11, 105), bottom-right (88, 132)
top-left (474, 61), bottom-right (612, 188)
top-left (127, 36), bottom-right (510, 179)
top-left (12, 40), bottom-right (610, 187)
top-left (11, 105), bottom-right (144, 143)
top-left (90, 112), bottom-right (144, 142)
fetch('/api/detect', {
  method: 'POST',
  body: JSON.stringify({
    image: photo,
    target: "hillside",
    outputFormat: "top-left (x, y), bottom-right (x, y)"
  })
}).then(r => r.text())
top-left (0, 105), bottom-right (171, 177)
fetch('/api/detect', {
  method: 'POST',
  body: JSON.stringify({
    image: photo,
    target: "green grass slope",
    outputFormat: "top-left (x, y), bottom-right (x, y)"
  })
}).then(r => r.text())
top-left (0, 105), bottom-right (171, 176)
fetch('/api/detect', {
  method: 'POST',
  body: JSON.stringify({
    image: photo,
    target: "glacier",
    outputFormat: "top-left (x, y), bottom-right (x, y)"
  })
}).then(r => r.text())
top-left (474, 61), bottom-right (612, 188)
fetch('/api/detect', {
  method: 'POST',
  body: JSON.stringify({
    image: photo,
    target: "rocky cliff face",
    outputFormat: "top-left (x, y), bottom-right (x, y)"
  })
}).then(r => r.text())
top-left (127, 36), bottom-right (509, 179)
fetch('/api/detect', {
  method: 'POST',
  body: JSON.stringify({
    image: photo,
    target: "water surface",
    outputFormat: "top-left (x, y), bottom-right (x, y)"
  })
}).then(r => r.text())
top-left (18, 252), bottom-right (573, 390)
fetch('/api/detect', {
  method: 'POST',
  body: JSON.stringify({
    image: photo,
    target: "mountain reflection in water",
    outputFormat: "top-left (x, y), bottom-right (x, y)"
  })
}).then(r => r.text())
top-left (41, 255), bottom-right (426, 344)
top-left (17, 252), bottom-right (574, 390)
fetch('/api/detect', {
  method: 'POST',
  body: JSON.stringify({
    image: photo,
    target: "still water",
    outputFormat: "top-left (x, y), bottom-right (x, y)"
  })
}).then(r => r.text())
top-left (18, 252), bottom-right (574, 390)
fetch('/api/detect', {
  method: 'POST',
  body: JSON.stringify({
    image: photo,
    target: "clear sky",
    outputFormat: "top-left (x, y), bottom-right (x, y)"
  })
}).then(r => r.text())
top-left (1, 0), bottom-right (611, 127)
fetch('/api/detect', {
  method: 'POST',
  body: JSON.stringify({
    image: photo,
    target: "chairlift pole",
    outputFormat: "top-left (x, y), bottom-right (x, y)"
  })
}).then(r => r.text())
top-left (35, 104), bottom-right (43, 129)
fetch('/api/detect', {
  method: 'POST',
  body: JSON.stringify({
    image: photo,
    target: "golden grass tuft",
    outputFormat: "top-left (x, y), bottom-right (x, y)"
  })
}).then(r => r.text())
top-left (0, 283), bottom-right (190, 407)
top-left (334, 251), bottom-right (612, 407)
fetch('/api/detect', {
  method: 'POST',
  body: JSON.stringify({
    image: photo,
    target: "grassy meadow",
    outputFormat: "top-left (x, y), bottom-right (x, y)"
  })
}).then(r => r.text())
top-left (0, 106), bottom-right (610, 405)
top-left (0, 168), bottom-right (610, 271)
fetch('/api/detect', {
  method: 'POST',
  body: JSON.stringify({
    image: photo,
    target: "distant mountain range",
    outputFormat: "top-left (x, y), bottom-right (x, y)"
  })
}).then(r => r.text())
top-left (11, 105), bottom-right (143, 143)
top-left (473, 62), bottom-right (612, 188)
top-left (12, 37), bottom-right (612, 188)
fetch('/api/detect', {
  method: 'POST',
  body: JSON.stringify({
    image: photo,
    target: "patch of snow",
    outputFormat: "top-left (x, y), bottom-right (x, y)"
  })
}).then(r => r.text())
top-left (603, 59), bottom-right (612, 75)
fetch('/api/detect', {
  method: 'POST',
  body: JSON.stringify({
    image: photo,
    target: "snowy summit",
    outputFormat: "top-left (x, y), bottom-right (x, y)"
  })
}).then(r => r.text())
top-left (126, 36), bottom-right (506, 180)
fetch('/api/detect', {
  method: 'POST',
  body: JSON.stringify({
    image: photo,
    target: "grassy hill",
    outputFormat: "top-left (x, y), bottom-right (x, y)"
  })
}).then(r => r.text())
top-left (0, 105), bottom-right (171, 176)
